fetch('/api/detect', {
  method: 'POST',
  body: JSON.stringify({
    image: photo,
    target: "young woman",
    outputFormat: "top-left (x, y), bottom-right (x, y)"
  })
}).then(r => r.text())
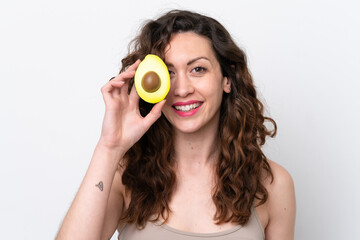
top-left (56, 10), bottom-right (296, 240)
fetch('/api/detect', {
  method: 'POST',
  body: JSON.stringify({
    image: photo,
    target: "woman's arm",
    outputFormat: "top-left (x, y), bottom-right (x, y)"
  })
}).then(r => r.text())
top-left (265, 160), bottom-right (296, 240)
top-left (101, 168), bottom-right (126, 240)
top-left (56, 144), bottom-right (125, 240)
top-left (56, 60), bottom-right (165, 240)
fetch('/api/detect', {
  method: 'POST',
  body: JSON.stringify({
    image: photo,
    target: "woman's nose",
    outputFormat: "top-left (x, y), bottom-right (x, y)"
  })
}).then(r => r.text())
top-left (172, 73), bottom-right (195, 97)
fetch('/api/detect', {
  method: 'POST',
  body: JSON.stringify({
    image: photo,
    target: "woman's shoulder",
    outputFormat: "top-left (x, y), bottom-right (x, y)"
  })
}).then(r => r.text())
top-left (262, 160), bottom-right (296, 239)
top-left (264, 159), bottom-right (295, 210)
top-left (266, 160), bottom-right (294, 191)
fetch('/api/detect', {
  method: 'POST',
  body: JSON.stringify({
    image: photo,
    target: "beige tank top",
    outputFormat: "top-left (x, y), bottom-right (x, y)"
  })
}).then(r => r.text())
top-left (118, 208), bottom-right (265, 240)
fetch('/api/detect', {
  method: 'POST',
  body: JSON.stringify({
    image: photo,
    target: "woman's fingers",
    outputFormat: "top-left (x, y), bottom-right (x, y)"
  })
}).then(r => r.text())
top-left (119, 60), bottom-right (140, 96)
top-left (101, 69), bottom-right (135, 100)
top-left (129, 84), bottom-right (140, 107)
top-left (110, 59), bottom-right (140, 83)
top-left (127, 59), bottom-right (141, 72)
top-left (110, 70), bottom-right (135, 86)
top-left (104, 59), bottom-right (140, 91)
top-left (101, 59), bottom-right (142, 109)
top-left (142, 100), bottom-right (166, 130)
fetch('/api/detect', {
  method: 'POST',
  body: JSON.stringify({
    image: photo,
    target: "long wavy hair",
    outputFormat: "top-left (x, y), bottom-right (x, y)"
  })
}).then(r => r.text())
top-left (119, 10), bottom-right (277, 228)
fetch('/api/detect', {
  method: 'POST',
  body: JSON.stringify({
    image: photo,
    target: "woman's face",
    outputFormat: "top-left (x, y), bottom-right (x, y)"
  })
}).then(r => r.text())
top-left (161, 32), bottom-right (231, 134)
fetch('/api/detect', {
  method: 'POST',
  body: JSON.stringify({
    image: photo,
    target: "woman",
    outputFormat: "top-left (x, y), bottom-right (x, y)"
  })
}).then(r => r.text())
top-left (56, 10), bottom-right (296, 240)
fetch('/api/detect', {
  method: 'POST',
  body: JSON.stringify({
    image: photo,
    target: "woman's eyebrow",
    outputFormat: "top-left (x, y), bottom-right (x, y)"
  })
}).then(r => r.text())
top-left (187, 56), bottom-right (210, 65)
top-left (166, 56), bottom-right (211, 67)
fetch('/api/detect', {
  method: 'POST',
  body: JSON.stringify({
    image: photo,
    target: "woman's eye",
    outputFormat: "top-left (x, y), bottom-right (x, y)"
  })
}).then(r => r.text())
top-left (192, 66), bottom-right (206, 73)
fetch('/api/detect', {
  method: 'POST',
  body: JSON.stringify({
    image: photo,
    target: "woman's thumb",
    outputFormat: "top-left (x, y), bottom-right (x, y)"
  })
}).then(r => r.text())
top-left (142, 100), bottom-right (167, 129)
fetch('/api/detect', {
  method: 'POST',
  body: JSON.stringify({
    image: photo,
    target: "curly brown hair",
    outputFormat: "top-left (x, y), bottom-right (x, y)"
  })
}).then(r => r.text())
top-left (119, 10), bottom-right (277, 228)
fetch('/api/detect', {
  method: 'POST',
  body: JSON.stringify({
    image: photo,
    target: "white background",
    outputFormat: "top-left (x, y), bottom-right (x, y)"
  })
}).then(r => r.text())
top-left (1, 0), bottom-right (359, 239)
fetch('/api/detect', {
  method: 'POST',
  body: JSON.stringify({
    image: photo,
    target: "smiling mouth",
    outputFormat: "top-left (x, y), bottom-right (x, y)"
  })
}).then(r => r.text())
top-left (173, 102), bottom-right (202, 112)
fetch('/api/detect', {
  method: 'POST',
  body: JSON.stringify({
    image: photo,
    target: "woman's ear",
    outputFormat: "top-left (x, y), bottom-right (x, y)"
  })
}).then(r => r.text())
top-left (223, 77), bottom-right (231, 93)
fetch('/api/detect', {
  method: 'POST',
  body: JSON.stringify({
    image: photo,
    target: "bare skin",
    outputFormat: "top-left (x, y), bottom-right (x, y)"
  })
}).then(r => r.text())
top-left (56, 32), bottom-right (295, 240)
top-left (114, 159), bottom-right (296, 238)
top-left (56, 60), bottom-right (166, 240)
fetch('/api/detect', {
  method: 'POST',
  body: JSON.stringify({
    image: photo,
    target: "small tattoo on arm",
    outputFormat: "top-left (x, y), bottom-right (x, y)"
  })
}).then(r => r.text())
top-left (95, 181), bottom-right (103, 191)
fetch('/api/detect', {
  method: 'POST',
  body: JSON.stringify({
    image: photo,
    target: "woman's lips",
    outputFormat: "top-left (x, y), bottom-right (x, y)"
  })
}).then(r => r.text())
top-left (172, 101), bottom-right (203, 117)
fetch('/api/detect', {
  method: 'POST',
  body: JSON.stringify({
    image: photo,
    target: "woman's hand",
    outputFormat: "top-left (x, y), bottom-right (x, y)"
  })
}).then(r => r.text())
top-left (99, 60), bottom-right (166, 153)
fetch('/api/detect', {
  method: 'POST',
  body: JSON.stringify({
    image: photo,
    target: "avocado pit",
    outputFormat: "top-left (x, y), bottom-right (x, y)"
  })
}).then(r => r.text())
top-left (141, 71), bottom-right (161, 93)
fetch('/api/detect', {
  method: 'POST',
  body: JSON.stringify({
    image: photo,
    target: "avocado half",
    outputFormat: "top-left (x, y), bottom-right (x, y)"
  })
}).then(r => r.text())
top-left (134, 54), bottom-right (170, 104)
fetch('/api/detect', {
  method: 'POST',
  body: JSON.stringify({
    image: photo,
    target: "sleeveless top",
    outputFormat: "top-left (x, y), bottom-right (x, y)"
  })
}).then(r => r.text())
top-left (117, 208), bottom-right (265, 240)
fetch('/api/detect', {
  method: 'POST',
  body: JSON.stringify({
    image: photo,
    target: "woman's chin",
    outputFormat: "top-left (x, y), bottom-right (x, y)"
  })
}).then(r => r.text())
top-left (172, 122), bottom-right (202, 135)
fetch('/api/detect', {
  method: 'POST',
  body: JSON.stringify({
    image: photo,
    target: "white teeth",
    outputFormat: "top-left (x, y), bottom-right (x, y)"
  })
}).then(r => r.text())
top-left (174, 103), bottom-right (201, 112)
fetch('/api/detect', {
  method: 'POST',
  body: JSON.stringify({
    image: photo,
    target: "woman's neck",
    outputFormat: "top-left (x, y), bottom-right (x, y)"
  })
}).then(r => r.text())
top-left (173, 125), bottom-right (219, 172)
